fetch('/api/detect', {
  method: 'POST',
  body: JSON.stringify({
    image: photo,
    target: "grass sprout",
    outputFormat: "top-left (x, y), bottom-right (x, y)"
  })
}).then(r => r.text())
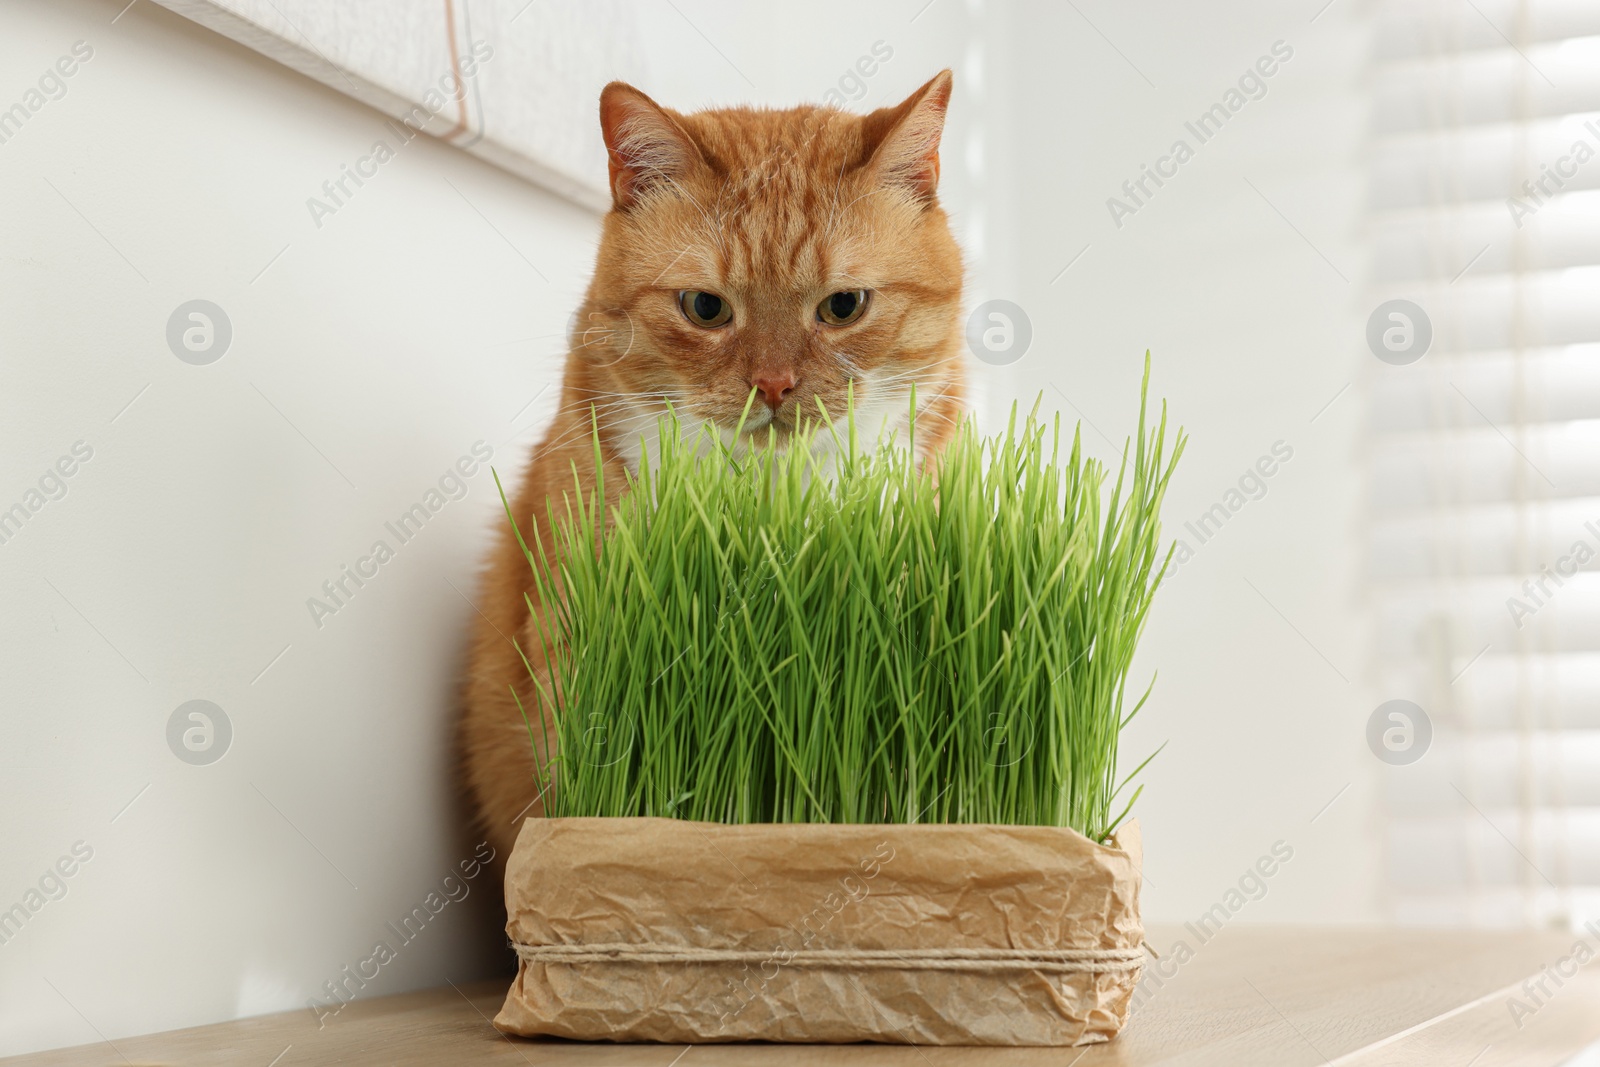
top-left (503, 354), bottom-right (1183, 842)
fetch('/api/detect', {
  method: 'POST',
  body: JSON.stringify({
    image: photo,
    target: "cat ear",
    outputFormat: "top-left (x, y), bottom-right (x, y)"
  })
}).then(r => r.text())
top-left (862, 70), bottom-right (953, 202)
top-left (599, 82), bottom-right (702, 210)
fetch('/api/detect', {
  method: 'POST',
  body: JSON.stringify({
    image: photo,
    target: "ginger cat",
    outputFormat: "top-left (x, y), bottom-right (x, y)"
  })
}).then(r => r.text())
top-left (460, 71), bottom-right (967, 862)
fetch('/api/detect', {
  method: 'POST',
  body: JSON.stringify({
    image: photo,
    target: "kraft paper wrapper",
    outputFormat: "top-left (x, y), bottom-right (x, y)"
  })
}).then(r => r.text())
top-left (495, 816), bottom-right (1143, 1046)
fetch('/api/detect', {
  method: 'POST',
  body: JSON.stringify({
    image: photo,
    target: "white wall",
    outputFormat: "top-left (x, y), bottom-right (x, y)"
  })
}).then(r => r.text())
top-left (0, 0), bottom-right (1376, 1056)
top-left (990, 1), bottom-right (1379, 928)
top-left (0, 0), bottom-right (598, 1055)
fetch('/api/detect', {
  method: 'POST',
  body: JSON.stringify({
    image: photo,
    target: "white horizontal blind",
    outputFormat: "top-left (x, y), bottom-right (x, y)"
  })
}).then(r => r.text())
top-left (1369, 0), bottom-right (1600, 928)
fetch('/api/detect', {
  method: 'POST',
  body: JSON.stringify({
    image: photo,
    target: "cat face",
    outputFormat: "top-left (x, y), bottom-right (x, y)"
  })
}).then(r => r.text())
top-left (574, 72), bottom-right (964, 453)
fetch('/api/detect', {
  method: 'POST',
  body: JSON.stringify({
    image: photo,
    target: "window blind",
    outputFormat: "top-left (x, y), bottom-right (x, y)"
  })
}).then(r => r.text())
top-left (1368, 0), bottom-right (1600, 928)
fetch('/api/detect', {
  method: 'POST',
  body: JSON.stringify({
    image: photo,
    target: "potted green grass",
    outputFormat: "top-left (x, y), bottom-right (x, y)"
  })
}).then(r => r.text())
top-left (494, 357), bottom-right (1182, 1047)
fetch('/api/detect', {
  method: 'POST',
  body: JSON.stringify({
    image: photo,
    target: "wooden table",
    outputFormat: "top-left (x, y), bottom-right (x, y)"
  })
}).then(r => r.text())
top-left (12, 926), bottom-right (1600, 1065)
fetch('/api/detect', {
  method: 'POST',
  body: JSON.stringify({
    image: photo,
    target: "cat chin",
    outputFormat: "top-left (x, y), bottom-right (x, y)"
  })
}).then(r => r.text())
top-left (608, 383), bottom-right (925, 479)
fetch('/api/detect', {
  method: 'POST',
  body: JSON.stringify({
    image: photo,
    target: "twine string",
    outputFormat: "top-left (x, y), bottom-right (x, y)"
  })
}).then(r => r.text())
top-left (513, 941), bottom-right (1146, 975)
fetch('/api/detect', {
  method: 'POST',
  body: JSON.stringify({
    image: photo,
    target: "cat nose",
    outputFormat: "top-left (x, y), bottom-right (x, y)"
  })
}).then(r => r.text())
top-left (751, 372), bottom-right (797, 409)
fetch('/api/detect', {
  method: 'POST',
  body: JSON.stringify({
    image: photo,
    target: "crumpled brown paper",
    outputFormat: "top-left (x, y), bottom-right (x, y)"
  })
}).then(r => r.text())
top-left (494, 816), bottom-right (1144, 1046)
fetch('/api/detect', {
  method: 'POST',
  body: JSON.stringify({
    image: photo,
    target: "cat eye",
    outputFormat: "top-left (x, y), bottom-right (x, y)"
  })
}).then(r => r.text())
top-left (817, 289), bottom-right (869, 327)
top-left (678, 290), bottom-right (733, 328)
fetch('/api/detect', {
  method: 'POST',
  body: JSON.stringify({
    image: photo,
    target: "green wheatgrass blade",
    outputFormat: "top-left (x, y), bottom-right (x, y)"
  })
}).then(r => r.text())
top-left (503, 358), bottom-right (1184, 839)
